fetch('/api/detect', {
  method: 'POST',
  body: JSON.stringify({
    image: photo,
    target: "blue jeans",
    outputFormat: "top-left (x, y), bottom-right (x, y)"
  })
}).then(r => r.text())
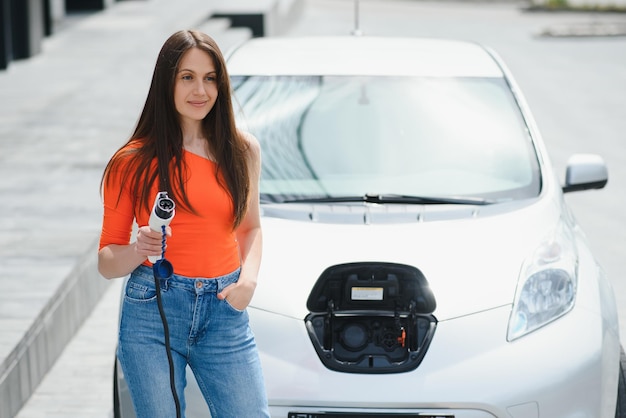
top-left (117, 265), bottom-right (270, 418)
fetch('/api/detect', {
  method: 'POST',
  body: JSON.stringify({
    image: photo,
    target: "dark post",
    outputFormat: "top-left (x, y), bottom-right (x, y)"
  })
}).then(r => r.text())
top-left (66, 0), bottom-right (107, 11)
top-left (10, 0), bottom-right (44, 60)
top-left (43, 0), bottom-right (52, 37)
top-left (0, 0), bottom-right (11, 69)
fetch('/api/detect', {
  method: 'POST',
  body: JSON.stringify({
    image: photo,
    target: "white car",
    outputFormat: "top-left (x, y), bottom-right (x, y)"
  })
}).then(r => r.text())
top-left (114, 35), bottom-right (624, 418)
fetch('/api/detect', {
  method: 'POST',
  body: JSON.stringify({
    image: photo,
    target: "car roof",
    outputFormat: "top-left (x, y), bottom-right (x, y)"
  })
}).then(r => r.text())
top-left (226, 36), bottom-right (504, 77)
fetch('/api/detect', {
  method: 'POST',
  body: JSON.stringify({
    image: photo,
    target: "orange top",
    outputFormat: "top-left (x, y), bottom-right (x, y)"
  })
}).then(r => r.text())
top-left (99, 148), bottom-right (240, 278)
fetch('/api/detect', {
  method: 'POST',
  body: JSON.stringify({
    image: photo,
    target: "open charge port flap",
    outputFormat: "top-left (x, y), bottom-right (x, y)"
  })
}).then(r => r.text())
top-left (305, 262), bottom-right (437, 374)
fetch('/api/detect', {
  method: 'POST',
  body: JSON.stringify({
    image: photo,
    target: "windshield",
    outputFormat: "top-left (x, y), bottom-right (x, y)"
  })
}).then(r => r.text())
top-left (231, 75), bottom-right (541, 203)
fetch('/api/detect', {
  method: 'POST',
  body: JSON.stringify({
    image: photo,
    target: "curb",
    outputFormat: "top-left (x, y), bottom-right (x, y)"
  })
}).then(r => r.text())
top-left (0, 241), bottom-right (110, 418)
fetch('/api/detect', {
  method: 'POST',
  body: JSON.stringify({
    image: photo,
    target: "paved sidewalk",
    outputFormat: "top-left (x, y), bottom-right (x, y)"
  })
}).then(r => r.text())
top-left (0, 0), bottom-right (286, 415)
top-left (14, 279), bottom-right (124, 418)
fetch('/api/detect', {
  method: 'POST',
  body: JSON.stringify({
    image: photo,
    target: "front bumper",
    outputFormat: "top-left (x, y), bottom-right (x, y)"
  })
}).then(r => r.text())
top-left (250, 298), bottom-right (620, 418)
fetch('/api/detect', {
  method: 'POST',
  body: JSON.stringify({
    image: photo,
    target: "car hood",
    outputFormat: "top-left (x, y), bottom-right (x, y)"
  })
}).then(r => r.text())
top-left (251, 198), bottom-right (563, 321)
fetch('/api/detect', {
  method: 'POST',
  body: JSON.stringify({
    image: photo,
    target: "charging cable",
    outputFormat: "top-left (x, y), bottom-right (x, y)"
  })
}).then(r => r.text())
top-left (149, 192), bottom-right (181, 418)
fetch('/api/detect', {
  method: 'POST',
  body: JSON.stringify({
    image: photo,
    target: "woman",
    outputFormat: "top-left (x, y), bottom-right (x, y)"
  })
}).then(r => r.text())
top-left (98, 30), bottom-right (269, 417)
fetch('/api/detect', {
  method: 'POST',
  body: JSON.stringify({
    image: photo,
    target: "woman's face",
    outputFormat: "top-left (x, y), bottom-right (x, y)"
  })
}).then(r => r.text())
top-left (174, 47), bottom-right (218, 126)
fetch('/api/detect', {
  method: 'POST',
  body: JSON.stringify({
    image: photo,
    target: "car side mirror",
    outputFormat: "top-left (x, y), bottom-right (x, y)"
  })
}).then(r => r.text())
top-left (562, 154), bottom-right (608, 193)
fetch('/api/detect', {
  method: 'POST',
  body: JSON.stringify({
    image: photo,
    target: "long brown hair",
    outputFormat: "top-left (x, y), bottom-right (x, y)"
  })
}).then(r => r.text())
top-left (101, 30), bottom-right (249, 228)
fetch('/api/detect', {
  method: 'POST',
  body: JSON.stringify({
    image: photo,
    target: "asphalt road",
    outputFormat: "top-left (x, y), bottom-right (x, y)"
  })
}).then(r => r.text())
top-left (14, 1), bottom-right (626, 417)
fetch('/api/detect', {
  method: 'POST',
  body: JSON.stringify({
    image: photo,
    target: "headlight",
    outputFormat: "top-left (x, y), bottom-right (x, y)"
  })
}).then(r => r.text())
top-left (507, 221), bottom-right (578, 341)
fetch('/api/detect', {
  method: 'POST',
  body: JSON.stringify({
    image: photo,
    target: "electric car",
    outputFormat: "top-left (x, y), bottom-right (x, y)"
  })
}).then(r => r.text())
top-left (114, 36), bottom-right (625, 417)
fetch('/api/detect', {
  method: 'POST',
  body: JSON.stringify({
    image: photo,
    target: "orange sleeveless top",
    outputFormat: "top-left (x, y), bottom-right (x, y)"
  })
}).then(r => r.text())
top-left (99, 148), bottom-right (240, 278)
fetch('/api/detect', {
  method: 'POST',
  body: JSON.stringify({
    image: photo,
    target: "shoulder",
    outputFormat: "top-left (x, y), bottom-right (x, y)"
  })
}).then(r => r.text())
top-left (107, 141), bottom-right (131, 166)
top-left (238, 130), bottom-right (261, 162)
top-left (106, 139), bottom-right (148, 175)
top-left (111, 139), bottom-right (143, 162)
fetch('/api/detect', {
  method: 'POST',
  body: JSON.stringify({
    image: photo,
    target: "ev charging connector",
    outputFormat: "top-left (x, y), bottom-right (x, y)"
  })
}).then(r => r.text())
top-left (148, 191), bottom-right (175, 265)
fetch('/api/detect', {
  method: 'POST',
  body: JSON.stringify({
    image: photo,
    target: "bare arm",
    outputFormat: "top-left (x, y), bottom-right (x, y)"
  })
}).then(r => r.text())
top-left (218, 132), bottom-right (263, 309)
top-left (98, 226), bottom-right (170, 279)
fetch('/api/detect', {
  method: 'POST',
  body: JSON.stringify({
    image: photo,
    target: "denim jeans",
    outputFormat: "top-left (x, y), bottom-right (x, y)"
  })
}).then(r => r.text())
top-left (117, 265), bottom-right (270, 418)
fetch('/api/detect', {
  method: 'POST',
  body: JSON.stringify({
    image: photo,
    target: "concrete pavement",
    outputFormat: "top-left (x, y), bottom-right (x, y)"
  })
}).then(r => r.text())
top-left (2, 0), bottom-right (625, 417)
top-left (14, 279), bottom-right (124, 418)
top-left (0, 0), bottom-right (302, 416)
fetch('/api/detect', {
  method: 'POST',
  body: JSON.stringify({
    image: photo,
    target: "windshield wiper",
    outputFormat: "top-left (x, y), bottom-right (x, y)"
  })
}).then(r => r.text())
top-left (281, 193), bottom-right (495, 205)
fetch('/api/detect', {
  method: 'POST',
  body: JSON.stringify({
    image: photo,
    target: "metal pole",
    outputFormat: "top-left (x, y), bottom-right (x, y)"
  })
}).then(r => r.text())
top-left (352, 0), bottom-right (362, 36)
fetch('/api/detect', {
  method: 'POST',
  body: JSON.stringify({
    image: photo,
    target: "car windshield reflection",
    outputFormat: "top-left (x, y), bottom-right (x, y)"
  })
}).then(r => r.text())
top-left (232, 75), bottom-right (541, 203)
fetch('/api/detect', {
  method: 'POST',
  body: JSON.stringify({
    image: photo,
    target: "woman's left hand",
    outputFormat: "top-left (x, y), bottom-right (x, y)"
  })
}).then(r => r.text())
top-left (217, 279), bottom-right (256, 311)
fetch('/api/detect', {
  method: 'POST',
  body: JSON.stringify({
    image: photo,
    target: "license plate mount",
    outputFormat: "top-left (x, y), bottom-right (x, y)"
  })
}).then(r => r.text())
top-left (288, 413), bottom-right (454, 418)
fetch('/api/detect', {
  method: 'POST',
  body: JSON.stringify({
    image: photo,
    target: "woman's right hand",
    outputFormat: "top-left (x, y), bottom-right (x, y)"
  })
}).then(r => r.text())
top-left (135, 225), bottom-right (172, 259)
